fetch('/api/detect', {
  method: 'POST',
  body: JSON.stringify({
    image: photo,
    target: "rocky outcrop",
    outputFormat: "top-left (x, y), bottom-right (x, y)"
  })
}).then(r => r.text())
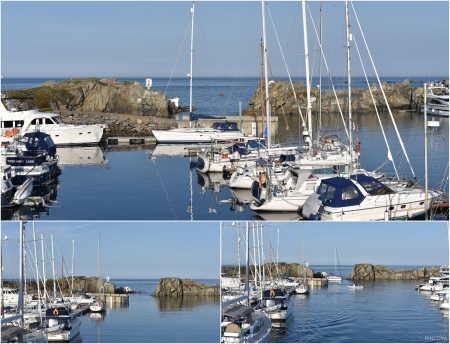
top-left (242, 78), bottom-right (449, 116)
top-left (222, 262), bottom-right (314, 279)
top-left (151, 278), bottom-right (220, 297)
top-left (8, 78), bottom-right (183, 118)
top-left (348, 264), bottom-right (442, 281)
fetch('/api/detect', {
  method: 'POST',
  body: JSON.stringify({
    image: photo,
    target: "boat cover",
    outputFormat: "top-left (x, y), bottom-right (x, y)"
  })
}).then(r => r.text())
top-left (222, 304), bottom-right (254, 319)
top-left (45, 307), bottom-right (70, 317)
top-left (22, 132), bottom-right (57, 157)
top-left (1, 325), bottom-right (25, 342)
top-left (316, 177), bottom-right (365, 208)
top-left (189, 112), bottom-right (226, 121)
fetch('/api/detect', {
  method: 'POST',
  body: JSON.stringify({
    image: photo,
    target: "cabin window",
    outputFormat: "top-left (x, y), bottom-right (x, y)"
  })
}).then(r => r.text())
top-left (31, 118), bottom-right (43, 125)
top-left (45, 118), bottom-right (55, 124)
top-left (3, 121), bottom-right (14, 128)
top-left (318, 183), bottom-right (336, 199)
top-left (341, 186), bottom-right (359, 200)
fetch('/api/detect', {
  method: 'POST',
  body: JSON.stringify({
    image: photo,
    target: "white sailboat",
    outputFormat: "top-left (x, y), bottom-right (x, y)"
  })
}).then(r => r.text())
top-left (327, 242), bottom-right (342, 283)
top-left (90, 232), bottom-right (106, 313)
top-left (152, 3), bottom-right (244, 144)
top-left (295, 223), bottom-right (310, 294)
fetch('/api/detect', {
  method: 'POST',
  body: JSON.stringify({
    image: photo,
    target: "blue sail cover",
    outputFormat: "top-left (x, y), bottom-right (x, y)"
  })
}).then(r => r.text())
top-left (189, 112), bottom-right (226, 121)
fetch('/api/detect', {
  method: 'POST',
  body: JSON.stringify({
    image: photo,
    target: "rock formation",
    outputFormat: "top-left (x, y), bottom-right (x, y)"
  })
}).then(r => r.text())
top-left (348, 264), bottom-right (442, 281)
top-left (242, 78), bottom-right (449, 116)
top-left (151, 278), bottom-right (220, 297)
top-left (221, 262), bottom-right (314, 279)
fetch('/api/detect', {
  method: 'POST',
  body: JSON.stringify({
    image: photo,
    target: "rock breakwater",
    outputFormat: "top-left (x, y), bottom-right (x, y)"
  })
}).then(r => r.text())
top-left (151, 278), bottom-right (220, 297)
top-left (348, 264), bottom-right (442, 281)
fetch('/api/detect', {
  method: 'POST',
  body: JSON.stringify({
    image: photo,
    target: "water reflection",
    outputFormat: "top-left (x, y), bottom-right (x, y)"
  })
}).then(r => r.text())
top-left (154, 295), bottom-right (220, 312)
top-left (57, 146), bottom-right (109, 166)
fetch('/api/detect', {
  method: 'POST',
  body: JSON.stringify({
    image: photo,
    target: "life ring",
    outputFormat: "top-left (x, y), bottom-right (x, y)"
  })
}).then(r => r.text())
top-left (53, 308), bottom-right (59, 315)
top-left (12, 127), bottom-right (19, 135)
top-left (4, 130), bottom-right (12, 137)
top-left (270, 289), bottom-right (275, 297)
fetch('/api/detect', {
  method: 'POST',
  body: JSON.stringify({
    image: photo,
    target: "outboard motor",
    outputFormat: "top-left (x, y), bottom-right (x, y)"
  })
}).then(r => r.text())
top-left (302, 193), bottom-right (324, 220)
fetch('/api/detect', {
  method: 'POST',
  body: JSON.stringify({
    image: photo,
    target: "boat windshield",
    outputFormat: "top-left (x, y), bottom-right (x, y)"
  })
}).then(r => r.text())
top-left (357, 178), bottom-right (395, 195)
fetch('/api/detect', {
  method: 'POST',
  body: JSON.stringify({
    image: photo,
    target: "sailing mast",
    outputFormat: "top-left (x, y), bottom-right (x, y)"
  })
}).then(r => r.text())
top-left (261, 1), bottom-right (271, 148)
top-left (302, 0), bottom-right (312, 148)
top-left (345, 1), bottom-right (354, 172)
top-left (260, 39), bottom-right (266, 138)
top-left (189, 2), bottom-right (195, 128)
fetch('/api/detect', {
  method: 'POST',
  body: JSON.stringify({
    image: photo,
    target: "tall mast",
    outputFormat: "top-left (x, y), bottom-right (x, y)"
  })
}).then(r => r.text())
top-left (189, 2), bottom-right (195, 126)
top-left (18, 222), bottom-right (25, 327)
top-left (345, 1), bottom-right (354, 172)
top-left (98, 232), bottom-right (101, 298)
top-left (262, 1), bottom-right (271, 148)
top-left (245, 222), bottom-right (249, 306)
top-left (72, 238), bottom-right (75, 291)
top-left (260, 39), bottom-right (266, 137)
top-left (302, 0), bottom-right (312, 147)
top-left (41, 233), bottom-right (46, 300)
top-left (32, 224), bottom-right (41, 309)
top-left (318, 1), bottom-right (323, 140)
top-left (51, 234), bottom-right (56, 299)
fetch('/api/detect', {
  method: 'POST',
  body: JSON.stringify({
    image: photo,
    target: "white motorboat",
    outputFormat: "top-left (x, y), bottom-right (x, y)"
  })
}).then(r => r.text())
top-left (419, 83), bottom-right (449, 117)
top-left (302, 174), bottom-right (439, 221)
top-left (44, 306), bottom-right (82, 342)
top-left (0, 96), bottom-right (107, 145)
top-left (430, 289), bottom-right (448, 301)
top-left (1, 165), bottom-right (33, 208)
top-left (221, 304), bottom-right (271, 343)
top-left (1, 287), bottom-right (33, 307)
top-left (347, 284), bottom-right (364, 290)
top-left (327, 243), bottom-right (342, 283)
top-left (440, 295), bottom-right (449, 310)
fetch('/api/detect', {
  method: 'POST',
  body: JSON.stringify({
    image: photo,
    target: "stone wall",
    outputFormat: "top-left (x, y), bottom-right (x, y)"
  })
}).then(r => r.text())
top-left (222, 262), bottom-right (314, 279)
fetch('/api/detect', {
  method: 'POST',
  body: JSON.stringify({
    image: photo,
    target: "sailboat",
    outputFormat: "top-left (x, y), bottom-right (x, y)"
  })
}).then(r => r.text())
top-left (326, 242), bottom-right (342, 282)
top-left (90, 232), bottom-right (106, 312)
top-left (151, 3), bottom-right (244, 144)
top-left (295, 223), bottom-right (310, 294)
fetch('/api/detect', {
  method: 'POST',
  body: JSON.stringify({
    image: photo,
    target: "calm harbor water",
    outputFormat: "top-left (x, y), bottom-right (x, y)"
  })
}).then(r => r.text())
top-left (71, 279), bottom-right (219, 343)
top-left (270, 265), bottom-right (449, 343)
top-left (1, 77), bottom-right (448, 220)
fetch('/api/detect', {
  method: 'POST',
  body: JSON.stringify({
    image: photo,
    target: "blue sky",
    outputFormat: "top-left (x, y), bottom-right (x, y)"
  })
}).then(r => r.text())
top-left (1, 1), bottom-right (448, 78)
top-left (221, 221), bottom-right (449, 267)
top-left (1, 221), bottom-right (219, 280)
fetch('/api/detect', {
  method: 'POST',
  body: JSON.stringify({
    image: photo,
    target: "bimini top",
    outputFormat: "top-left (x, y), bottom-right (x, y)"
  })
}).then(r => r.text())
top-left (211, 122), bottom-right (239, 131)
top-left (316, 175), bottom-right (394, 208)
top-left (222, 304), bottom-right (254, 320)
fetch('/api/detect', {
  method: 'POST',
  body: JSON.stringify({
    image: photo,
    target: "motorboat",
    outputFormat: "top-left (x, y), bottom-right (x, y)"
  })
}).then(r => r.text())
top-left (89, 300), bottom-right (106, 312)
top-left (3, 131), bottom-right (60, 186)
top-left (440, 295), bottom-right (449, 310)
top-left (1, 165), bottom-right (34, 208)
top-left (1, 287), bottom-right (34, 307)
top-left (43, 306), bottom-right (82, 342)
top-left (419, 83), bottom-right (449, 117)
top-left (259, 288), bottom-right (294, 321)
top-left (302, 174), bottom-right (440, 221)
top-left (347, 284), bottom-right (364, 290)
top-left (0, 96), bottom-right (107, 145)
top-left (221, 304), bottom-right (271, 343)
top-left (1, 324), bottom-right (47, 343)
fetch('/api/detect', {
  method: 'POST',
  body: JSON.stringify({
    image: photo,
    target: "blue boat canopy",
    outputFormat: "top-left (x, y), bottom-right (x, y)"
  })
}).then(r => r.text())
top-left (22, 132), bottom-right (56, 157)
top-left (316, 175), bottom-right (395, 208)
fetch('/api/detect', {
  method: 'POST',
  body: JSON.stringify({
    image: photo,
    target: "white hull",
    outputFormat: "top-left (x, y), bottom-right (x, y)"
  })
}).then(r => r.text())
top-left (89, 302), bottom-right (106, 312)
top-left (152, 128), bottom-right (243, 143)
top-left (0, 106), bottom-right (106, 145)
top-left (251, 195), bottom-right (307, 212)
top-left (327, 276), bottom-right (342, 282)
top-left (46, 315), bottom-right (82, 342)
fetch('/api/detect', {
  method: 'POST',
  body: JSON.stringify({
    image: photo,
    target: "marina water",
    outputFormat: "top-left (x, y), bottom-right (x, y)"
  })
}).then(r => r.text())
top-left (1, 77), bottom-right (448, 221)
top-left (62, 279), bottom-right (219, 343)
